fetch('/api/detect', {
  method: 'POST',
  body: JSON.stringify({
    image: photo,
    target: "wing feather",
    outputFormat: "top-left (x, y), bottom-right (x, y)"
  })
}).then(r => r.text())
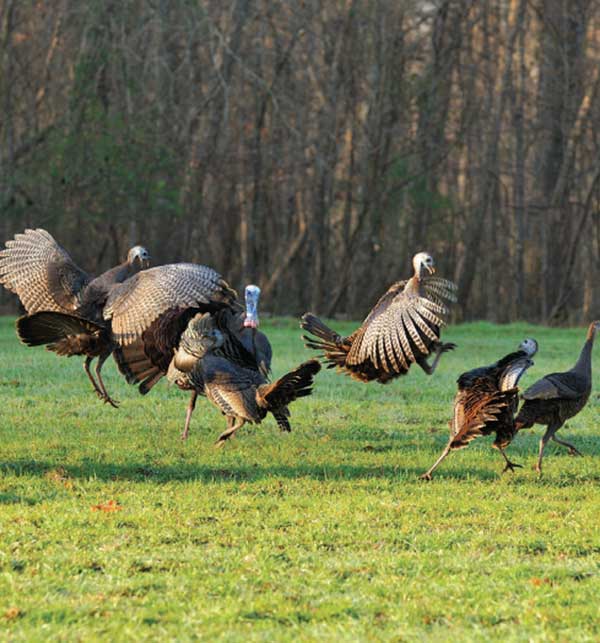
top-left (104, 263), bottom-right (237, 345)
top-left (0, 228), bottom-right (90, 313)
top-left (522, 372), bottom-right (585, 400)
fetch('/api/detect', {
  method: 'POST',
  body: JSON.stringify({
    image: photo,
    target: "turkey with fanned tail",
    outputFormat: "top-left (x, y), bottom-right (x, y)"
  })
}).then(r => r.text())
top-left (166, 312), bottom-right (321, 445)
top-left (0, 228), bottom-right (150, 406)
top-left (421, 338), bottom-right (538, 480)
top-left (113, 284), bottom-right (272, 440)
top-left (301, 252), bottom-right (457, 383)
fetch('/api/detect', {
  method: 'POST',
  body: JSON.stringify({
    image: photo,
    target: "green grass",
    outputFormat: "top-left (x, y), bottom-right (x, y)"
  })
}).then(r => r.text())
top-left (1, 316), bottom-right (600, 641)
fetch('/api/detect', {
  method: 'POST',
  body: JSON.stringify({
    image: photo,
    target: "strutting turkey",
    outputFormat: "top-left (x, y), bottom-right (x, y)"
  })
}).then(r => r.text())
top-left (166, 312), bottom-right (321, 445)
top-left (113, 284), bottom-right (271, 440)
top-left (421, 338), bottom-right (538, 480)
top-left (301, 252), bottom-right (457, 383)
top-left (515, 321), bottom-right (600, 474)
top-left (0, 228), bottom-right (150, 406)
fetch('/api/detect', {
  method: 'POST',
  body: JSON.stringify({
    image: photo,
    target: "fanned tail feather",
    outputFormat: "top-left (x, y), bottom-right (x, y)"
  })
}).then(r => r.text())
top-left (113, 341), bottom-right (163, 394)
top-left (300, 313), bottom-right (350, 369)
top-left (16, 311), bottom-right (104, 355)
top-left (257, 359), bottom-right (321, 428)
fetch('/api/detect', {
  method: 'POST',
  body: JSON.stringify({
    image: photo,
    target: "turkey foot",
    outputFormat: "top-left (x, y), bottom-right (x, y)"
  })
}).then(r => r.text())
top-left (214, 418), bottom-right (244, 448)
top-left (440, 342), bottom-right (457, 353)
top-left (552, 435), bottom-right (583, 457)
top-left (101, 393), bottom-right (120, 409)
top-left (501, 460), bottom-right (522, 474)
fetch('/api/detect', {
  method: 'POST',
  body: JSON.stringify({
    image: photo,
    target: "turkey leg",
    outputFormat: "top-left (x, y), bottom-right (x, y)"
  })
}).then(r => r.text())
top-left (551, 434), bottom-right (583, 457)
top-left (536, 423), bottom-right (560, 474)
top-left (420, 441), bottom-right (452, 480)
top-left (83, 356), bottom-right (105, 400)
top-left (181, 390), bottom-right (198, 441)
top-left (417, 343), bottom-right (456, 375)
top-left (95, 352), bottom-right (120, 408)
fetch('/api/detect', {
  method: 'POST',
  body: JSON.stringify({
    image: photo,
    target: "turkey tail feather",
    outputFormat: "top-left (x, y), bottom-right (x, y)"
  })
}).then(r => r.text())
top-left (113, 342), bottom-right (163, 394)
top-left (257, 359), bottom-right (321, 412)
top-left (16, 312), bottom-right (104, 354)
top-left (300, 313), bottom-right (349, 368)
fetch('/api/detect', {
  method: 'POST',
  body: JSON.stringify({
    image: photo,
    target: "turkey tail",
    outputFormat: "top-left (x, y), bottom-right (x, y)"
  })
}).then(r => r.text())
top-left (450, 388), bottom-right (518, 450)
top-left (256, 359), bottom-right (321, 422)
top-left (113, 340), bottom-right (163, 395)
top-left (301, 313), bottom-right (341, 343)
top-left (16, 311), bottom-right (104, 356)
top-left (271, 408), bottom-right (291, 432)
top-left (300, 313), bottom-right (350, 369)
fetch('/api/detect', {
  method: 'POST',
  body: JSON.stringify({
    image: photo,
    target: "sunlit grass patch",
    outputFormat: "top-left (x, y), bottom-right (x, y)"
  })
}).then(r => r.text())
top-left (1, 316), bottom-right (600, 640)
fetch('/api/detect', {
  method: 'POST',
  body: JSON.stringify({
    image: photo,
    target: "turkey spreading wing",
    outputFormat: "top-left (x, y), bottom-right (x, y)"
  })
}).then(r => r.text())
top-left (104, 263), bottom-right (237, 345)
top-left (0, 228), bottom-right (90, 313)
top-left (346, 277), bottom-right (455, 373)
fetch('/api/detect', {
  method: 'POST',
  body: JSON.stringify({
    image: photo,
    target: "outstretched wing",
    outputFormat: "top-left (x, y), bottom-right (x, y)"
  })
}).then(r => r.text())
top-left (499, 356), bottom-right (534, 391)
top-left (0, 228), bottom-right (90, 313)
top-left (346, 276), bottom-right (457, 373)
top-left (104, 263), bottom-right (238, 345)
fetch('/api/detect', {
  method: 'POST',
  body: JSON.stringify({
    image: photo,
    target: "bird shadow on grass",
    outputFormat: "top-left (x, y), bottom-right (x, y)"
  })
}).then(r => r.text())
top-left (0, 457), bottom-right (503, 485)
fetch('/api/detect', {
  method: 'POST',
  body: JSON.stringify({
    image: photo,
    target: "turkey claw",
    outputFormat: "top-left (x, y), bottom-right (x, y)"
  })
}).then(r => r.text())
top-left (502, 460), bottom-right (522, 474)
top-left (214, 430), bottom-right (236, 448)
top-left (95, 389), bottom-right (120, 408)
top-left (441, 343), bottom-right (457, 352)
top-left (103, 396), bottom-right (120, 409)
top-left (420, 472), bottom-right (433, 481)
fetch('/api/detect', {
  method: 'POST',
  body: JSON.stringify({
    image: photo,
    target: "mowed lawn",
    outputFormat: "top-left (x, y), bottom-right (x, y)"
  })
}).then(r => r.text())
top-left (1, 316), bottom-right (600, 641)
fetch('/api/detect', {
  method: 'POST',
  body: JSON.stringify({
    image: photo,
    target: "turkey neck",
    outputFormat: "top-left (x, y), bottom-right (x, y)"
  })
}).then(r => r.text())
top-left (572, 330), bottom-right (595, 378)
top-left (95, 259), bottom-right (140, 286)
top-left (404, 274), bottom-right (424, 296)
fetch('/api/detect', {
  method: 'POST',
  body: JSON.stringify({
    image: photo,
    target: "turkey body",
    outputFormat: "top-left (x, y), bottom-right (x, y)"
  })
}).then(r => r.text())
top-left (421, 339), bottom-right (538, 480)
top-left (170, 312), bottom-right (321, 444)
top-left (301, 252), bottom-right (457, 384)
top-left (112, 283), bottom-right (272, 439)
top-left (515, 321), bottom-right (599, 473)
top-left (0, 229), bottom-right (150, 405)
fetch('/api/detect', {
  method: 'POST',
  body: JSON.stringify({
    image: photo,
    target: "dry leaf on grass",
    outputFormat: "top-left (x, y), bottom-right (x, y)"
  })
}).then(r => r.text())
top-left (4, 607), bottom-right (23, 620)
top-left (91, 500), bottom-right (123, 513)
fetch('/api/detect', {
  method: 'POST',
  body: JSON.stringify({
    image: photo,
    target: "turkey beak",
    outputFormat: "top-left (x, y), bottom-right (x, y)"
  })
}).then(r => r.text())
top-left (244, 284), bottom-right (260, 329)
top-left (427, 264), bottom-right (435, 275)
top-left (141, 253), bottom-right (151, 269)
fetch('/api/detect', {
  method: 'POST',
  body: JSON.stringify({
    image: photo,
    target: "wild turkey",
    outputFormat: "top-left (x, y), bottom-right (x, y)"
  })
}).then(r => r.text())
top-left (515, 321), bottom-right (600, 474)
top-left (116, 284), bottom-right (271, 440)
top-left (421, 338), bottom-right (538, 480)
top-left (301, 252), bottom-right (457, 383)
top-left (0, 228), bottom-right (150, 406)
top-left (167, 312), bottom-right (321, 444)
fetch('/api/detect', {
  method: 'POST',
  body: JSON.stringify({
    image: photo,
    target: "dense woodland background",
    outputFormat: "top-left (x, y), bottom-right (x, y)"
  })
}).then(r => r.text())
top-left (1, 0), bottom-right (600, 323)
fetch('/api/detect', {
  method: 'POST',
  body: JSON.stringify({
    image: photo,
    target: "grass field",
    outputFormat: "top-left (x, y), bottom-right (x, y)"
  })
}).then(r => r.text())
top-left (1, 316), bottom-right (600, 641)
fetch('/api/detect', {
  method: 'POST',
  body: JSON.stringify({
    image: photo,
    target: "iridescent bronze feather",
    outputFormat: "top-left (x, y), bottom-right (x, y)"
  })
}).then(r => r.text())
top-left (1, 228), bottom-right (150, 406)
top-left (421, 338), bottom-right (538, 480)
top-left (301, 252), bottom-right (457, 383)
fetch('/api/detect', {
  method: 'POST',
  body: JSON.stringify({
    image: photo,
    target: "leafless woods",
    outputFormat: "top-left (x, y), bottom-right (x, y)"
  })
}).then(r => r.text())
top-left (1, 1), bottom-right (599, 322)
